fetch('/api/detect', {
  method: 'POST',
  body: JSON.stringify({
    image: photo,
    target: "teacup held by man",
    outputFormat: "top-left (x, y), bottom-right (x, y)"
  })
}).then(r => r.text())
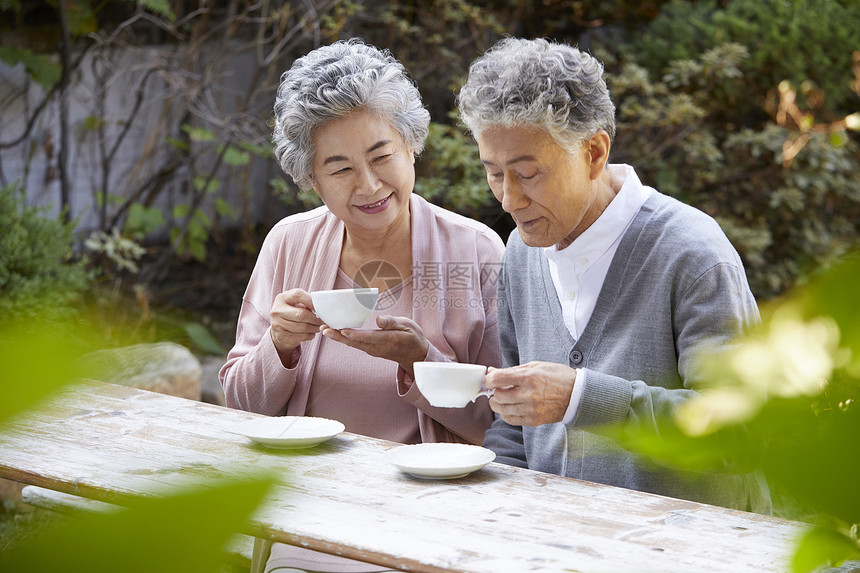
top-left (413, 361), bottom-right (493, 408)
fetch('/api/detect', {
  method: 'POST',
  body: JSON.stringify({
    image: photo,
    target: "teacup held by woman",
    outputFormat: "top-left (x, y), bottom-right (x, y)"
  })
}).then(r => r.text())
top-left (311, 288), bottom-right (379, 330)
top-left (413, 362), bottom-right (493, 408)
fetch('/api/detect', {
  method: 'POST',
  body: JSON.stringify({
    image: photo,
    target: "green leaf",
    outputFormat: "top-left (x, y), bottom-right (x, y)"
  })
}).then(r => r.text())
top-left (0, 477), bottom-right (275, 573)
top-left (62, 0), bottom-right (97, 37)
top-left (799, 252), bottom-right (860, 354)
top-left (106, 193), bottom-right (127, 206)
top-left (188, 240), bottom-right (206, 262)
top-left (181, 125), bottom-right (215, 142)
top-left (792, 526), bottom-right (860, 573)
top-left (238, 141), bottom-right (274, 158)
top-left (215, 198), bottom-right (236, 218)
top-left (126, 203), bottom-right (165, 238)
top-left (606, 408), bottom-right (769, 475)
top-left (0, 322), bottom-right (89, 425)
top-left (0, 46), bottom-right (61, 89)
top-left (763, 405), bottom-right (860, 524)
top-left (81, 115), bottom-right (103, 131)
top-left (181, 322), bottom-right (223, 355)
top-left (270, 177), bottom-right (290, 194)
top-left (173, 204), bottom-right (190, 219)
top-left (138, 0), bottom-right (175, 20)
top-left (193, 176), bottom-right (220, 194)
top-left (829, 131), bottom-right (847, 148)
top-left (192, 208), bottom-right (211, 228)
top-left (222, 146), bottom-right (251, 167)
top-left (166, 136), bottom-right (189, 151)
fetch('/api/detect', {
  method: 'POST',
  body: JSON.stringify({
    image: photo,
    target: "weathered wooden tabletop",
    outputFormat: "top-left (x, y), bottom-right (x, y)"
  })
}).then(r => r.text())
top-left (0, 381), bottom-right (806, 572)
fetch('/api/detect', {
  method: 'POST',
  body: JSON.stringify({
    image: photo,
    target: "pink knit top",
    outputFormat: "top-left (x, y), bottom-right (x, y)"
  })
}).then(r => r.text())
top-left (219, 194), bottom-right (504, 445)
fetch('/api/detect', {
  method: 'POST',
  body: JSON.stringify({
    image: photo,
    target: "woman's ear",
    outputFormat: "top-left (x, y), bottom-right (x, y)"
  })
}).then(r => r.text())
top-left (586, 130), bottom-right (611, 180)
top-left (307, 174), bottom-right (322, 197)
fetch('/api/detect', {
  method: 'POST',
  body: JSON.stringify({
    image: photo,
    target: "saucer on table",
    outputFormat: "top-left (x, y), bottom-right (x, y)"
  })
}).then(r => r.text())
top-left (232, 416), bottom-right (345, 449)
top-left (384, 443), bottom-right (495, 479)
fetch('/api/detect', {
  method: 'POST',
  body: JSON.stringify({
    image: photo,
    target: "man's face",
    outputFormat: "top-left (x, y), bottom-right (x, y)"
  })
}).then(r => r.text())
top-left (476, 126), bottom-right (605, 250)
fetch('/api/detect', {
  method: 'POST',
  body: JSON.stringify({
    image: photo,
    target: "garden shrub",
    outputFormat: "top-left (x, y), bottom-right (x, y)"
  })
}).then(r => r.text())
top-left (3, 0), bottom-right (856, 307)
top-left (622, 0), bottom-right (860, 121)
top-left (596, 3), bottom-right (860, 299)
top-left (414, 122), bottom-right (509, 234)
top-left (0, 182), bottom-right (92, 325)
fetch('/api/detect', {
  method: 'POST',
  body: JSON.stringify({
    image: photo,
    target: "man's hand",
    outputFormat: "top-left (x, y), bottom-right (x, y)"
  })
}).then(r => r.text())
top-left (322, 315), bottom-right (430, 378)
top-left (484, 362), bottom-right (577, 426)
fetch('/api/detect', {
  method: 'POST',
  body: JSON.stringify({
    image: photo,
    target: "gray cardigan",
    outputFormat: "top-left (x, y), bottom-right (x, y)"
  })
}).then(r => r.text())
top-left (484, 190), bottom-right (772, 513)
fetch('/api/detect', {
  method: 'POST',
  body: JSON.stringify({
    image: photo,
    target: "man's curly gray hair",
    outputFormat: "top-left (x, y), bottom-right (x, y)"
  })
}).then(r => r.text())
top-left (273, 39), bottom-right (430, 190)
top-left (457, 38), bottom-right (615, 152)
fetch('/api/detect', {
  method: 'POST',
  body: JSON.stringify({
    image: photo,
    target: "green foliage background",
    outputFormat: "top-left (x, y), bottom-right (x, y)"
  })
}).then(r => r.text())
top-left (603, 0), bottom-right (860, 298)
top-left (0, 182), bottom-right (91, 326)
top-left (321, 0), bottom-right (860, 300)
top-left (2, 0), bottom-right (857, 301)
top-left (0, 0), bottom-right (859, 569)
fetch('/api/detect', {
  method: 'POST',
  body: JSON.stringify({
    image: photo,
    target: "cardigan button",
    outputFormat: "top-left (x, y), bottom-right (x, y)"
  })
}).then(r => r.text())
top-left (570, 350), bottom-right (583, 364)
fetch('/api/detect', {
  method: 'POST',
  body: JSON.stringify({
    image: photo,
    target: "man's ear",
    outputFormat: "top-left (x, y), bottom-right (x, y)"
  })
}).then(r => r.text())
top-left (586, 130), bottom-right (611, 180)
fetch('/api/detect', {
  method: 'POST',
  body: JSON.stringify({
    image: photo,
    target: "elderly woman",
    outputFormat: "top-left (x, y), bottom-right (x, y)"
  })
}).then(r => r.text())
top-left (457, 38), bottom-right (771, 513)
top-left (220, 39), bottom-right (503, 572)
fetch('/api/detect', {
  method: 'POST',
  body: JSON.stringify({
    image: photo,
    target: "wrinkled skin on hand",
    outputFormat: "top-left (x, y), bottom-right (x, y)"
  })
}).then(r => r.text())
top-left (321, 315), bottom-right (430, 379)
top-left (484, 361), bottom-right (577, 426)
top-left (270, 289), bottom-right (324, 366)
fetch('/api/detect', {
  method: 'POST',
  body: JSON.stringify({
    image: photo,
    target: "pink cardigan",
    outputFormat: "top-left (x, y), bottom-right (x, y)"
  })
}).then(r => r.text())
top-left (219, 194), bottom-right (504, 445)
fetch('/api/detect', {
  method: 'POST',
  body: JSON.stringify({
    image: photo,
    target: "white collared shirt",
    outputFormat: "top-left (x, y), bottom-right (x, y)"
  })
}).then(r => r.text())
top-left (543, 164), bottom-right (653, 424)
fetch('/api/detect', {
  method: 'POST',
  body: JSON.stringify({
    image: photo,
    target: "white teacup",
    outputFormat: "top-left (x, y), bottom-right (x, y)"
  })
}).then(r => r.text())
top-left (310, 288), bottom-right (379, 330)
top-left (413, 361), bottom-right (493, 408)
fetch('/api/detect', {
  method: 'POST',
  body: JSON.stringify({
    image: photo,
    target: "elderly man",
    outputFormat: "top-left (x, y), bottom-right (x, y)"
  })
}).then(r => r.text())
top-left (457, 37), bottom-right (770, 513)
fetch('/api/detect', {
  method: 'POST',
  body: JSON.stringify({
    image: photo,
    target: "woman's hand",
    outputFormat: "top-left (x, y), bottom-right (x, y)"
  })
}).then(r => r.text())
top-left (270, 289), bottom-right (324, 365)
top-left (322, 315), bottom-right (430, 378)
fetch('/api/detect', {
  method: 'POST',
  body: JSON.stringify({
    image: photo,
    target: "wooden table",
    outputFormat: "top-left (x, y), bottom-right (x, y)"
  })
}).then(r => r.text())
top-left (0, 381), bottom-right (806, 572)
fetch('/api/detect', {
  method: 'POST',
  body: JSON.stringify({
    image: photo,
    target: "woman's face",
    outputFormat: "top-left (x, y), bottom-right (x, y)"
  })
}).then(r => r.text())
top-left (310, 110), bottom-right (415, 237)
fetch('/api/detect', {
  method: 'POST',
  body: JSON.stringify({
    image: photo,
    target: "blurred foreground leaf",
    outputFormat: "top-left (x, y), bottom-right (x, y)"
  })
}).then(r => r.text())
top-left (792, 526), bottom-right (860, 573)
top-left (613, 249), bottom-right (860, 570)
top-left (606, 413), bottom-right (769, 475)
top-left (0, 322), bottom-right (90, 424)
top-left (796, 251), bottom-right (860, 374)
top-left (764, 405), bottom-right (860, 525)
top-left (0, 477), bottom-right (274, 573)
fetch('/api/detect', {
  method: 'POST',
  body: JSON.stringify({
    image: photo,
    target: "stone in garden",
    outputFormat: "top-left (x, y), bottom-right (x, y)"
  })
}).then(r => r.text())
top-left (83, 342), bottom-right (202, 400)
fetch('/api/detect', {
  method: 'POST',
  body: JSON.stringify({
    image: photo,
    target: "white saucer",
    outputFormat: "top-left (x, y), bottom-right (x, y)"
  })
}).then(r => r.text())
top-left (232, 416), bottom-right (345, 449)
top-left (384, 443), bottom-right (496, 479)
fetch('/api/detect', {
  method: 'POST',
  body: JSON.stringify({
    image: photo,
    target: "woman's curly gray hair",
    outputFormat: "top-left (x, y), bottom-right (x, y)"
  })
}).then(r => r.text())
top-left (457, 38), bottom-right (615, 151)
top-left (273, 39), bottom-right (430, 190)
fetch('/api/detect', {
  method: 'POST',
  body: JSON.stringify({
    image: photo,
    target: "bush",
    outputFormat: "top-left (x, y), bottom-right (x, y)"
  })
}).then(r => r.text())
top-left (414, 122), bottom-right (511, 234)
top-left (597, 9), bottom-right (860, 299)
top-left (623, 0), bottom-right (860, 121)
top-left (3, 0), bottom-right (857, 306)
top-left (0, 182), bottom-right (92, 325)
